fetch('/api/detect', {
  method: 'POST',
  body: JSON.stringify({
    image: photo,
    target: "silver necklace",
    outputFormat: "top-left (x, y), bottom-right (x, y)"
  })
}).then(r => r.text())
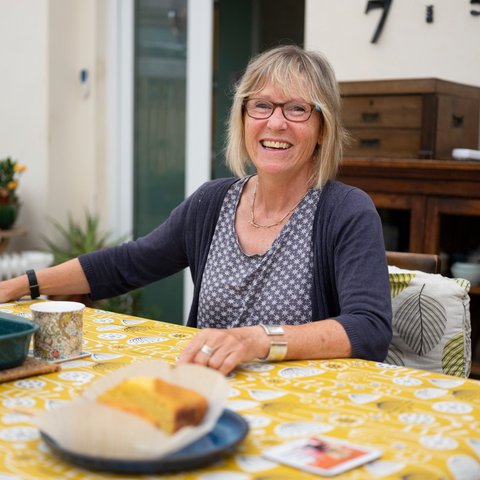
top-left (249, 181), bottom-right (308, 229)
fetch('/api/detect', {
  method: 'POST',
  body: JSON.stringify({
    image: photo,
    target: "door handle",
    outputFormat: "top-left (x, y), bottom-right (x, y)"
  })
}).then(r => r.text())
top-left (452, 114), bottom-right (464, 128)
top-left (359, 138), bottom-right (381, 148)
top-left (362, 112), bottom-right (381, 122)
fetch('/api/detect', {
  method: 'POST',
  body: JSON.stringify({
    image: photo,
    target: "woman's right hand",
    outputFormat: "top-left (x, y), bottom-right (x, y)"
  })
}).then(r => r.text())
top-left (0, 275), bottom-right (28, 303)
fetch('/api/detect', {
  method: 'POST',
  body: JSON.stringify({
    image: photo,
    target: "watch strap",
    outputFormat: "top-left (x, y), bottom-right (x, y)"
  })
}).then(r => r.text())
top-left (26, 269), bottom-right (40, 299)
top-left (261, 341), bottom-right (288, 362)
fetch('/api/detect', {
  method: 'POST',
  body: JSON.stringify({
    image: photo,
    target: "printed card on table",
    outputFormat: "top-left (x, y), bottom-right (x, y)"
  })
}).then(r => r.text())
top-left (262, 435), bottom-right (382, 477)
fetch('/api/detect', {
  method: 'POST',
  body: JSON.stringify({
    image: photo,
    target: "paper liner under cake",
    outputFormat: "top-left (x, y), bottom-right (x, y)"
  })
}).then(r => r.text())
top-left (34, 360), bottom-right (229, 460)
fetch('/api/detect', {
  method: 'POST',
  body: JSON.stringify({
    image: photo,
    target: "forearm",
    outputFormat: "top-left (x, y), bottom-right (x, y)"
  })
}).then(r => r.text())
top-left (0, 258), bottom-right (90, 302)
top-left (280, 320), bottom-right (352, 360)
top-left (227, 320), bottom-right (352, 362)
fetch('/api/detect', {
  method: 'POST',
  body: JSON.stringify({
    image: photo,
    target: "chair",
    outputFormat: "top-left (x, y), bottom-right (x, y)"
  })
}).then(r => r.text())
top-left (386, 250), bottom-right (470, 377)
top-left (386, 250), bottom-right (441, 274)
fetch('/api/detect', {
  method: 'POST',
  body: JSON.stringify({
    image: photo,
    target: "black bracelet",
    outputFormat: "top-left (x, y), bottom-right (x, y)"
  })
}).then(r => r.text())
top-left (26, 269), bottom-right (40, 299)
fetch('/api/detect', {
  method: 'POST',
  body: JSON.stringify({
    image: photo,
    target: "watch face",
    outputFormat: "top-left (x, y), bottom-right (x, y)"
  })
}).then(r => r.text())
top-left (268, 325), bottom-right (285, 336)
top-left (261, 324), bottom-right (285, 336)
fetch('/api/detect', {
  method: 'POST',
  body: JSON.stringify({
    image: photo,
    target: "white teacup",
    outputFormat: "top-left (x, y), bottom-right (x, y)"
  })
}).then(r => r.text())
top-left (30, 301), bottom-right (85, 361)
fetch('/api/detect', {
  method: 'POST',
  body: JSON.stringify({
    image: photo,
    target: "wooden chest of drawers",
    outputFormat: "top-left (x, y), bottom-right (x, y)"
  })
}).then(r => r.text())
top-left (339, 78), bottom-right (480, 159)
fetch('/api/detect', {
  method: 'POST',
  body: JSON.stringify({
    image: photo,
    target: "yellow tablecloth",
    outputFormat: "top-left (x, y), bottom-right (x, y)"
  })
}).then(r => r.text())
top-left (0, 301), bottom-right (479, 479)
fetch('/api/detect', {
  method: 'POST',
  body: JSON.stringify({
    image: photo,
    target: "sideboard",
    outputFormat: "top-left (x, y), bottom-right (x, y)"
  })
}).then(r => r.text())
top-left (338, 157), bottom-right (480, 254)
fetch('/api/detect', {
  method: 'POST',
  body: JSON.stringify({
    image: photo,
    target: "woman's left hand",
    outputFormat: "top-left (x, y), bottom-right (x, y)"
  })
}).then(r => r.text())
top-left (177, 325), bottom-right (268, 375)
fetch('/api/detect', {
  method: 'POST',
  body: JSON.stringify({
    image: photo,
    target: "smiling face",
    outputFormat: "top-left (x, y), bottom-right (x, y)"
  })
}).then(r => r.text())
top-left (244, 83), bottom-right (323, 181)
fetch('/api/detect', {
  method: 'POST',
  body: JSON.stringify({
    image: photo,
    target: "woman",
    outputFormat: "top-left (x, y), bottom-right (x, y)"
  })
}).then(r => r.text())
top-left (0, 45), bottom-right (392, 375)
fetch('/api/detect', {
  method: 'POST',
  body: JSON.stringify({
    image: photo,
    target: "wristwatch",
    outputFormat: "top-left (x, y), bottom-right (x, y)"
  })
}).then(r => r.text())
top-left (258, 323), bottom-right (288, 362)
top-left (26, 269), bottom-right (40, 299)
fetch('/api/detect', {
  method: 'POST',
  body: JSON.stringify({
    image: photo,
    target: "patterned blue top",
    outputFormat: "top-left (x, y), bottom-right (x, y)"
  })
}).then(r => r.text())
top-left (197, 176), bottom-right (320, 328)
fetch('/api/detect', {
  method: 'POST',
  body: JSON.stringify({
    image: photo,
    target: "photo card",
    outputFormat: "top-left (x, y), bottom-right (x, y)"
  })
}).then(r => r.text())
top-left (262, 435), bottom-right (382, 477)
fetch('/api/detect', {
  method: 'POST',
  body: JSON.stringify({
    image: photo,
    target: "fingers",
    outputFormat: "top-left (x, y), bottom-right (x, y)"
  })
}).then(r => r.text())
top-left (177, 334), bottom-right (206, 364)
top-left (199, 344), bottom-right (216, 356)
top-left (207, 350), bottom-right (239, 376)
top-left (177, 329), bottom-right (248, 375)
top-left (177, 329), bottom-right (218, 366)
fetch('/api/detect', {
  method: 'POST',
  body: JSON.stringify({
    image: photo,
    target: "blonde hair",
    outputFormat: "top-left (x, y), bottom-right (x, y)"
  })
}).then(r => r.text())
top-left (226, 45), bottom-right (347, 188)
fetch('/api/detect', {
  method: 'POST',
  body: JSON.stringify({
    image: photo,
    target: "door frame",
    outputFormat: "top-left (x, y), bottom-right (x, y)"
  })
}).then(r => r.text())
top-left (107, 0), bottom-right (213, 323)
top-left (107, 0), bottom-right (134, 241)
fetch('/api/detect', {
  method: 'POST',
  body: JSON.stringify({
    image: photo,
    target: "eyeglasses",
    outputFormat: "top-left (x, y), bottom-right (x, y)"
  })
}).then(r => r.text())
top-left (243, 98), bottom-right (321, 123)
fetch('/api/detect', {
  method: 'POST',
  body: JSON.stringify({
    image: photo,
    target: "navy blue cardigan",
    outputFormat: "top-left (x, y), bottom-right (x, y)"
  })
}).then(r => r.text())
top-left (79, 178), bottom-right (392, 361)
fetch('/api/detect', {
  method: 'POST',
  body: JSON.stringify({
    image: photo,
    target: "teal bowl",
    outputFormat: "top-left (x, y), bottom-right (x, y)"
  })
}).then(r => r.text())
top-left (0, 312), bottom-right (39, 370)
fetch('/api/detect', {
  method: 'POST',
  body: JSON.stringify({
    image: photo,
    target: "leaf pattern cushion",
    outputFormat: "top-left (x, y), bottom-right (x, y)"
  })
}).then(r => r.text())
top-left (387, 266), bottom-right (471, 377)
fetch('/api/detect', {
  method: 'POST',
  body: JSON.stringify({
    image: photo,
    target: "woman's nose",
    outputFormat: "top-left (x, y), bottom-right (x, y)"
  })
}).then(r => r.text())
top-left (267, 105), bottom-right (287, 128)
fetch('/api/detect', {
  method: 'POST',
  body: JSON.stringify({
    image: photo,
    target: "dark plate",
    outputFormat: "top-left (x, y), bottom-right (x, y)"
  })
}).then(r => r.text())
top-left (41, 409), bottom-right (249, 474)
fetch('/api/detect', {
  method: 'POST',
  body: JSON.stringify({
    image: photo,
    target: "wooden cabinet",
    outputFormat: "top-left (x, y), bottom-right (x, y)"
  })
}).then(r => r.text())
top-left (339, 79), bottom-right (480, 159)
top-left (338, 158), bottom-right (480, 253)
top-left (338, 157), bottom-right (480, 377)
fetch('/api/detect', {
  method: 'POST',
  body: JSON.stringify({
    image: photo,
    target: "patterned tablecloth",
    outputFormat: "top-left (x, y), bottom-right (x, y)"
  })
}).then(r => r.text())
top-left (0, 301), bottom-right (479, 479)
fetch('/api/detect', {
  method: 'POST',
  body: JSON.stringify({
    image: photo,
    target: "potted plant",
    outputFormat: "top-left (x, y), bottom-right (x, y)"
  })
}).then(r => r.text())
top-left (42, 211), bottom-right (118, 265)
top-left (0, 157), bottom-right (26, 230)
top-left (43, 211), bottom-right (142, 315)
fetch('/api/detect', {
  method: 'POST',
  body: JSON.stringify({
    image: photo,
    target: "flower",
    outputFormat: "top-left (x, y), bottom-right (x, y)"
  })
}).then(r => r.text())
top-left (0, 157), bottom-right (27, 204)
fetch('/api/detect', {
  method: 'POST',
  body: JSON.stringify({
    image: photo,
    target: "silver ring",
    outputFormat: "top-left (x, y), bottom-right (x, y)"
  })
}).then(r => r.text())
top-left (200, 344), bottom-right (215, 357)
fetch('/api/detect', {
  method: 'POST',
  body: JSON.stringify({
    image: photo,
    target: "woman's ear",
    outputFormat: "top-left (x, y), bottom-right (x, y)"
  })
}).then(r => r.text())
top-left (317, 126), bottom-right (324, 146)
top-left (317, 113), bottom-right (324, 145)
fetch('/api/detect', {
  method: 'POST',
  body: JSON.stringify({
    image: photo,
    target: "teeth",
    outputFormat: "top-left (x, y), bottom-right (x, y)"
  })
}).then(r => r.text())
top-left (262, 140), bottom-right (290, 149)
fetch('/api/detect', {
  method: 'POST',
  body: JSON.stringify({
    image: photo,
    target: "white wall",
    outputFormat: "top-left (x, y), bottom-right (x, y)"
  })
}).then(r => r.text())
top-left (46, 0), bottom-right (109, 249)
top-left (0, 0), bottom-right (108, 253)
top-left (305, 0), bottom-right (480, 87)
top-left (0, 0), bottom-right (49, 251)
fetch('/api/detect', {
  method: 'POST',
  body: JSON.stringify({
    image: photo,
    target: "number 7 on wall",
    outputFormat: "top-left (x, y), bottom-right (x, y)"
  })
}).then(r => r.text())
top-left (365, 0), bottom-right (393, 43)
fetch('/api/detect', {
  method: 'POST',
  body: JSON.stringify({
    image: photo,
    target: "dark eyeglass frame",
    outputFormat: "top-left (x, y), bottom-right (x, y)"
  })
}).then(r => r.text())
top-left (243, 98), bottom-right (321, 123)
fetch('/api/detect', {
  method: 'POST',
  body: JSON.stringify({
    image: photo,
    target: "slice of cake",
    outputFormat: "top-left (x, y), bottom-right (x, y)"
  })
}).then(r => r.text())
top-left (97, 376), bottom-right (208, 434)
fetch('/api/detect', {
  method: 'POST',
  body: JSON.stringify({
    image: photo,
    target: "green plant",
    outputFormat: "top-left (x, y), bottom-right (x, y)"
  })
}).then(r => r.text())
top-left (42, 211), bottom-right (143, 316)
top-left (0, 157), bottom-right (26, 204)
top-left (42, 212), bottom-right (121, 264)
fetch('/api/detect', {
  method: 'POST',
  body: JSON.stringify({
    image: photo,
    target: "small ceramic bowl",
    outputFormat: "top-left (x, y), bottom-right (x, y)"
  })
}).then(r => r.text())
top-left (0, 312), bottom-right (39, 370)
top-left (451, 262), bottom-right (480, 286)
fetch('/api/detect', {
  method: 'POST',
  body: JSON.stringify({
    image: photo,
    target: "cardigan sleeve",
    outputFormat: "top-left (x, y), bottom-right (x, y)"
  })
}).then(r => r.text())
top-left (78, 203), bottom-right (191, 300)
top-left (313, 182), bottom-right (393, 361)
top-left (78, 177), bottom-right (236, 301)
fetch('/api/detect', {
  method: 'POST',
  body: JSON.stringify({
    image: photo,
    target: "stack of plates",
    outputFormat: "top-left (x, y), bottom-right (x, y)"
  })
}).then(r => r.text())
top-left (452, 149), bottom-right (480, 161)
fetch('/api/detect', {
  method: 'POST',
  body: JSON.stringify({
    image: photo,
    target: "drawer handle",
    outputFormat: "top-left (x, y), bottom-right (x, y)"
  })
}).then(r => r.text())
top-left (452, 114), bottom-right (464, 127)
top-left (359, 138), bottom-right (380, 148)
top-left (361, 112), bottom-right (380, 122)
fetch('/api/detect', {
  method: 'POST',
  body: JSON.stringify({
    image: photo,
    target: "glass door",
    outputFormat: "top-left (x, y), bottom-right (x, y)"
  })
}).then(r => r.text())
top-left (212, 0), bottom-right (304, 177)
top-left (134, 0), bottom-right (187, 323)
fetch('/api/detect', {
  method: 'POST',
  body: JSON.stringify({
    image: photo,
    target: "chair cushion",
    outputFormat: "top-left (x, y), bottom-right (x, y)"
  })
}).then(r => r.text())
top-left (386, 266), bottom-right (471, 377)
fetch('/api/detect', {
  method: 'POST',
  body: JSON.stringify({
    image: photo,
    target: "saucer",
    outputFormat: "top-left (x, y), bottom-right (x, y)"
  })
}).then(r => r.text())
top-left (41, 409), bottom-right (249, 474)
